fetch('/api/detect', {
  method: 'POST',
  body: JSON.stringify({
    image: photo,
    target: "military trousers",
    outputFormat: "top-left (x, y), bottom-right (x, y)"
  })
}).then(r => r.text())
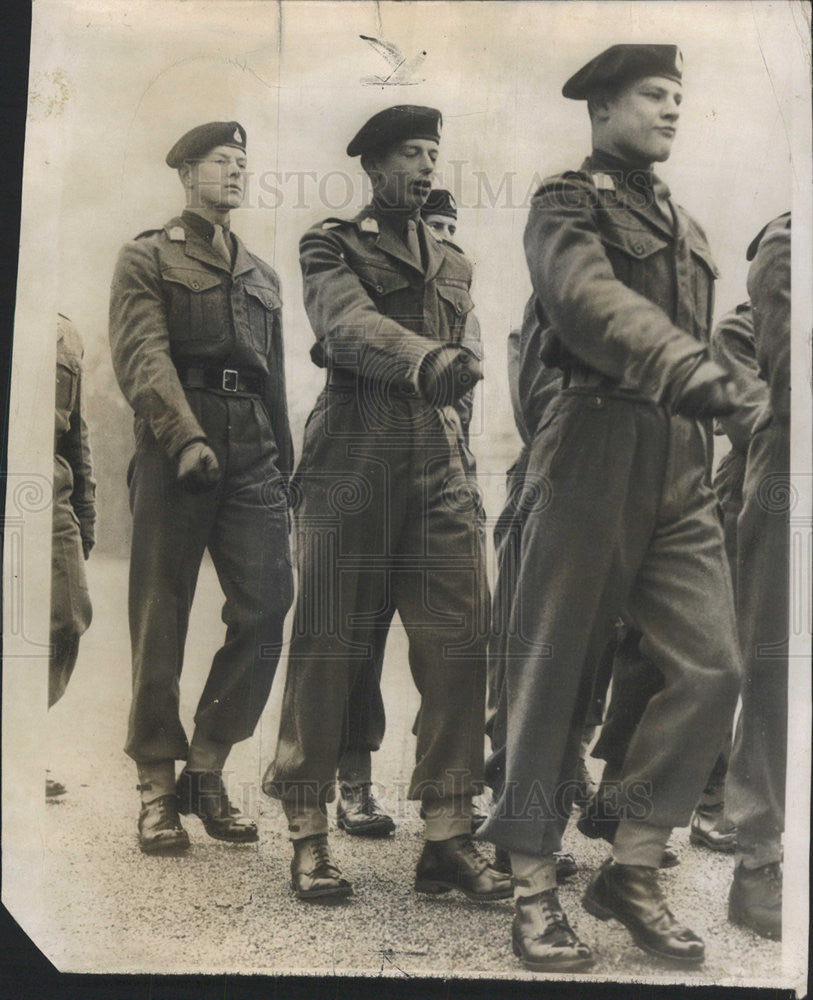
top-left (124, 390), bottom-right (292, 763)
top-left (49, 456), bottom-right (93, 708)
top-left (726, 419), bottom-right (789, 867)
top-left (478, 388), bottom-right (742, 857)
top-left (264, 386), bottom-right (489, 810)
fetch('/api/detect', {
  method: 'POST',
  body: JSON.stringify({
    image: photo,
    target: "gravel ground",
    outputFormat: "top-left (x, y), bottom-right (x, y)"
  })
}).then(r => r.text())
top-left (36, 553), bottom-right (786, 987)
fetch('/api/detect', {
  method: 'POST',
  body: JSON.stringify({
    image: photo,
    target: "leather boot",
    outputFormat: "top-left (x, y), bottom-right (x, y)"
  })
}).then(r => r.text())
top-left (176, 769), bottom-right (258, 842)
top-left (137, 794), bottom-right (190, 855)
top-left (690, 805), bottom-right (737, 853)
top-left (291, 834), bottom-right (353, 900)
top-left (415, 835), bottom-right (512, 901)
top-left (494, 848), bottom-right (578, 883)
top-left (513, 889), bottom-right (595, 972)
top-left (728, 861), bottom-right (781, 940)
top-left (583, 860), bottom-right (704, 964)
top-left (336, 783), bottom-right (395, 837)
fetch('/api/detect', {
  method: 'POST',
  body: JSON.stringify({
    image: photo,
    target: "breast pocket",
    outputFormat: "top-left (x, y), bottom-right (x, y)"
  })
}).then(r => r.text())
top-left (600, 220), bottom-right (670, 301)
top-left (688, 243), bottom-right (719, 344)
top-left (435, 280), bottom-right (474, 342)
top-left (55, 358), bottom-right (79, 414)
top-left (355, 260), bottom-right (417, 321)
top-left (161, 265), bottom-right (229, 345)
top-left (244, 282), bottom-right (282, 356)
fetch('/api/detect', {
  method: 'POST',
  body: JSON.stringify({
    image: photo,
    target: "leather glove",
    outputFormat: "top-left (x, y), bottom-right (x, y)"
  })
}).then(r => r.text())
top-left (671, 360), bottom-right (740, 419)
top-left (177, 440), bottom-right (221, 493)
top-left (419, 346), bottom-right (483, 407)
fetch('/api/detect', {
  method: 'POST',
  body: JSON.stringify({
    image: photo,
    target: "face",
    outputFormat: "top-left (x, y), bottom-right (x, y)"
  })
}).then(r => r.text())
top-left (370, 139), bottom-right (439, 210)
top-left (183, 144), bottom-right (247, 212)
top-left (424, 215), bottom-right (457, 242)
top-left (596, 76), bottom-right (682, 165)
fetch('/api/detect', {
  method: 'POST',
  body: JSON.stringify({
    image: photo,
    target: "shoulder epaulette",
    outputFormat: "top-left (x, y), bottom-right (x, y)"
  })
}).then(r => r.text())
top-left (321, 217), bottom-right (352, 231)
top-left (134, 227), bottom-right (164, 241)
top-left (589, 171), bottom-right (616, 192)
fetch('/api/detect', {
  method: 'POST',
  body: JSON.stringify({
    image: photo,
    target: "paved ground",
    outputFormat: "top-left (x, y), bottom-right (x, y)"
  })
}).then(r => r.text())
top-left (35, 553), bottom-right (785, 986)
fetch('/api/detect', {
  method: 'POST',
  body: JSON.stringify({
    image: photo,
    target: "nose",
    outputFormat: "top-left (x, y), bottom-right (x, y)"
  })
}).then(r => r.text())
top-left (418, 150), bottom-right (435, 174)
top-left (662, 98), bottom-right (680, 122)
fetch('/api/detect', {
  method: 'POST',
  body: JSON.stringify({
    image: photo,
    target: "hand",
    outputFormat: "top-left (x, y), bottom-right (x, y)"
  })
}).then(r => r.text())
top-left (672, 360), bottom-right (740, 419)
top-left (81, 537), bottom-right (94, 561)
top-left (420, 346), bottom-right (483, 407)
top-left (177, 441), bottom-right (221, 493)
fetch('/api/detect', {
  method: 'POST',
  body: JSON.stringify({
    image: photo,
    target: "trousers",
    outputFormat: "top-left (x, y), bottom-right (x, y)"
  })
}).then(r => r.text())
top-left (478, 389), bottom-right (742, 856)
top-left (264, 387), bottom-right (489, 809)
top-left (49, 456), bottom-right (93, 708)
top-left (726, 419), bottom-right (789, 866)
top-left (124, 390), bottom-right (292, 762)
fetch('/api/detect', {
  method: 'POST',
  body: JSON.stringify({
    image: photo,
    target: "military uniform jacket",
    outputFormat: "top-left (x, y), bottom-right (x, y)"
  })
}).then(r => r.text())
top-left (56, 314), bottom-right (96, 545)
top-left (109, 215), bottom-right (293, 478)
top-left (299, 204), bottom-right (482, 431)
top-left (525, 151), bottom-right (719, 402)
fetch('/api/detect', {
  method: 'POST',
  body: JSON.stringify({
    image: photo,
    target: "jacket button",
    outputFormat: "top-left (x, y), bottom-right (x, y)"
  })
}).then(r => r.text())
top-left (376, 284), bottom-right (384, 293)
top-left (192, 280), bottom-right (200, 289)
top-left (633, 243), bottom-right (644, 255)
top-left (456, 302), bottom-right (463, 313)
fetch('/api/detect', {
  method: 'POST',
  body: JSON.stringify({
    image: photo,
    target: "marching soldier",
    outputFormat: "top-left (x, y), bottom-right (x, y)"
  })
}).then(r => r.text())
top-left (264, 106), bottom-right (509, 904)
top-left (109, 121), bottom-right (294, 854)
top-left (478, 46), bottom-right (742, 970)
top-left (335, 186), bottom-right (472, 839)
top-left (49, 313), bottom-right (96, 797)
top-left (726, 213), bottom-right (790, 940)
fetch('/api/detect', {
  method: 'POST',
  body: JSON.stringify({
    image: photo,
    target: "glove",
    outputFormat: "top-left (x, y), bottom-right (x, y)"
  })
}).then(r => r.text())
top-left (419, 346), bottom-right (483, 407)
top-left (81, 536), bottom-right (94, 561)
top-left (177, 440), bottom-right (221, 493)
top-left (671, 360), bottom-right (740, 419)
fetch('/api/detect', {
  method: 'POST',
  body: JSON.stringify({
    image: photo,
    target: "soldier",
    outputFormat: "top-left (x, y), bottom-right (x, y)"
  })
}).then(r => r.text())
top-left (49, 313), bottom-right (96, 798)
top-left (726, 213), bottom-right (790, 940)
top-left (263, 106), bottom-right (509, 904)
top-left (109, 121), bottom-right (294, 854)
top-left (334, 186), bottom-right (472, 839)
top-left (477, 45), bottom-right (742, 971)
top-left (421, 188), bottom-right (458, 243)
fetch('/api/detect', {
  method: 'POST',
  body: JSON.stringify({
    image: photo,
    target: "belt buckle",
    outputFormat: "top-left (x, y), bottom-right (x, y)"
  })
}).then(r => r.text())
top-left (222, 369), bottom-right (239, 392)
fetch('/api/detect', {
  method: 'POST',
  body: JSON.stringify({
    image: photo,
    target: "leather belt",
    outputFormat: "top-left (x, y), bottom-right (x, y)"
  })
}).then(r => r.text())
top-left (326, 369), bottom-right (421, 399)
top-left (177, 364), bottom-right (264, 395)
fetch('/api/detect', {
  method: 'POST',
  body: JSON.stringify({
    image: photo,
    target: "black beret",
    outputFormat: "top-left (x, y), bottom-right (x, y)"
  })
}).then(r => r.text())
top-left (166, 121), bottom-right (247, 168)
top-left (563, 44), bottom-right (683, 100)
top-left (421, 188), bottom-right (457, 220)
top-left (347, 105), bottom-right (442, 158)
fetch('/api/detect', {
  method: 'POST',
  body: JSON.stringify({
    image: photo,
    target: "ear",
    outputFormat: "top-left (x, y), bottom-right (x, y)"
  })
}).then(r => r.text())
top-left (588, 90), bottom-right (613, 123)
top-left (178, 163), bottom-right (194, 188)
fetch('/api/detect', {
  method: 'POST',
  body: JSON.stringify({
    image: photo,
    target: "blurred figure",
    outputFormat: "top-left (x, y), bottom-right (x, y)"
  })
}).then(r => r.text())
top-left (726, 213), bottom-right (791, 940)
top-left (49, 313), bottom-right (96, 798)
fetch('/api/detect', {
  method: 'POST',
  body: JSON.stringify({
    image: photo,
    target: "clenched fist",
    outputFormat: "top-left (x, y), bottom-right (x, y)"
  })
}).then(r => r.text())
top-left (420, 346), bottom-right (483, 407)
top-left (177, 440), bottom-right (221, 493)
top-left (672, 360), bottom-right (740, 420)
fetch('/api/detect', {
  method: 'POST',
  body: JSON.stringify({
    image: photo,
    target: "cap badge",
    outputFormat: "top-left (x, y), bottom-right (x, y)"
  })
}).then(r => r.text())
top-left (234, 127), bottom-right (242, 142)
top-left (674, 48), bottom-right (683, 72)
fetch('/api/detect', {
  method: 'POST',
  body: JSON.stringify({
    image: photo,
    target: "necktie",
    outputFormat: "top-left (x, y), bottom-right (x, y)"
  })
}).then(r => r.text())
top-left (212, 223), bottom-right (232, 267)
top-left (405, 218), bottom-right (422, 269)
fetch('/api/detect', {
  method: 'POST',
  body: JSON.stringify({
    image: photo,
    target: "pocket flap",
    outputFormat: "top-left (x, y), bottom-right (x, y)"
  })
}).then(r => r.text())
top-left (356, 262), bottom-right (411, 295)
top-left (161, 266), bottom-right (222, 293)
top-left (601, 222), bottom-right (668, 260)
top-left (436, 281), bottom-right (474, 316)
top-left (244, 283), bottom-right (282, 311)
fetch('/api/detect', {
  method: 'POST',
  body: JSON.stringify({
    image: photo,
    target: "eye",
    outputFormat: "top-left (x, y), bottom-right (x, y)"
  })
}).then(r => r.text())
top-left (448, 225), bottom-right (456, 237)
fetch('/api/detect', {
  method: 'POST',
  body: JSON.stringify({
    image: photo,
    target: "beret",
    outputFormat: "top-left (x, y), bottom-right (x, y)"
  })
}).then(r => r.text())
top-left (421, 188), bottom-right (457, 220)
top-left (347, 105), bottom-right (442, 158)
top-left (563, 44), bottom-right (683, 100)
top-left (746, 211), bottom-right (791, 261)
top-left (166, 121), bottom-right (247, 168)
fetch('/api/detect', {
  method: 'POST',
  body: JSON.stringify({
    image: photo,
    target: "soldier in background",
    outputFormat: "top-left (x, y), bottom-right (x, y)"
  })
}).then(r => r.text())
top-left (726, 213), bottom-right (791, 941)
top-left (109, 121), bottom-right (294, 854)
top-left (478, 45), bottom-right (742, 971)
top-left (48, 313), bottom-right (96, 798)
top-left (264, 106), bottom-right (509, 905)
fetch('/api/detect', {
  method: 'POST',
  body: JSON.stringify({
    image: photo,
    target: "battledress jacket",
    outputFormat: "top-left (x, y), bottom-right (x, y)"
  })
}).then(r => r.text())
top-left (527, 153), bottom-right (719, 400)
top-left (109, 216), bottom-right (293, 480)
top-left (298, 205), bottom-right (482, 439)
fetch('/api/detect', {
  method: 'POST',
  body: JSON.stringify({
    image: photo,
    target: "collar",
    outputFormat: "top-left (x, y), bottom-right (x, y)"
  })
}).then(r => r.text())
top-left (181, 209), bottom-right (231, 239)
